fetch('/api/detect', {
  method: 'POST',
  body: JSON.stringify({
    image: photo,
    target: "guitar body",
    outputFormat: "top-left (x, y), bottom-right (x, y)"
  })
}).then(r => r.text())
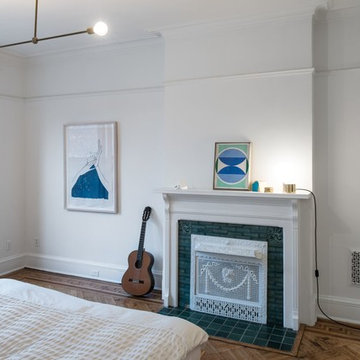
top-left (122, 250), bottom-right (154, 296)
top-left (121, 206), bottom-right (155, 296)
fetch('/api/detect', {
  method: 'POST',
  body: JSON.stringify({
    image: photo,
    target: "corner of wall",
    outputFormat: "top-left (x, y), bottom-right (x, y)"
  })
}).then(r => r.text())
top-left (0, 52), bottom-right (26, 274)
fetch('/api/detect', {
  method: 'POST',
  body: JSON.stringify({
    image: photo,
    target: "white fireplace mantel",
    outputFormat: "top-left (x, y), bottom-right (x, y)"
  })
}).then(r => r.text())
top-left (160, 188), bottom-right (316, 330)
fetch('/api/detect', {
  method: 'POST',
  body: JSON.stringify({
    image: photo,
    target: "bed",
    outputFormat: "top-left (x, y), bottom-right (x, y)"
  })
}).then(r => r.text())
top-left (0, 279), bottom-right (208, 360)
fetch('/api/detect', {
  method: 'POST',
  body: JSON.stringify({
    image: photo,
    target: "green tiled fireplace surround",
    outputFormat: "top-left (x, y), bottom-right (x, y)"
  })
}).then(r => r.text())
top-left (178, 220), bottom-right (284, 326)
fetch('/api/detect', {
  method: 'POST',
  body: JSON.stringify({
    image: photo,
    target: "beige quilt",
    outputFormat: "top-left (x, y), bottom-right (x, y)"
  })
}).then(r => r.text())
top-left (0, 280), bottom-right (208, 360)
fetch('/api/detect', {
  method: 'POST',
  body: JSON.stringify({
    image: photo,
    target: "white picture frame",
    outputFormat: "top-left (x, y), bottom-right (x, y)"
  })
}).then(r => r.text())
top-left (64, 122), bottom-right (118, 213)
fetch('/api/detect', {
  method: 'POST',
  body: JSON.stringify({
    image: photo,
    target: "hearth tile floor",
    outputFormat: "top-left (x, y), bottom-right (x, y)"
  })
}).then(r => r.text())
top-left (158, 307), bottom-right (297, 351)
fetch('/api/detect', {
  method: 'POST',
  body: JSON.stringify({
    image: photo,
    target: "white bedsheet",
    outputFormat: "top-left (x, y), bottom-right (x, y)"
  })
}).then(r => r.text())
top-left (0, 279), bottom-right (208, 360)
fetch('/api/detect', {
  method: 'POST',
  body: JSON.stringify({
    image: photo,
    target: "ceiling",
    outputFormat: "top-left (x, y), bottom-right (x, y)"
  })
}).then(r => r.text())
top-left (0, 0), bottom-right (331, 57)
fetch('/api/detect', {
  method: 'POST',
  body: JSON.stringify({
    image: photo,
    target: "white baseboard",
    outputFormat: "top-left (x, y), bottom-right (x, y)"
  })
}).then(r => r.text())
top-left (291, 311), bottom-right (299, 331)
top-left (24, 253), bottom-right (162, 290)
top-left (0, 254), bottom-right (26, 276)
top-left (317, 295), bottom-right (360, 325)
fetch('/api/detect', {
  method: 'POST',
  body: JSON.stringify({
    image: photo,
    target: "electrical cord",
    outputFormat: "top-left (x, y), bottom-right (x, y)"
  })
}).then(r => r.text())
top-left (296, 188), bottom-right (360, 331)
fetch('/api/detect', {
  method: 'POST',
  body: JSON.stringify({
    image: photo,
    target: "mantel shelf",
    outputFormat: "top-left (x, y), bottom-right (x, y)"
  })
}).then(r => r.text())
top-left (158, 188), bottom-right (311, 200)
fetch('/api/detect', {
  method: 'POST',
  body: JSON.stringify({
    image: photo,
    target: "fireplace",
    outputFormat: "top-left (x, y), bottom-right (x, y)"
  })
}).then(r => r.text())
top-left (160, 189), bottom-right (315, 330)
top-left (190, 234), bottom-right (268, 324)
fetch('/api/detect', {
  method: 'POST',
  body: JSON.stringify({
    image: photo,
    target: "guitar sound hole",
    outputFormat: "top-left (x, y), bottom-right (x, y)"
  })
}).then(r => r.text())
top-left (129, 278), bottom-right (144, 284)
top-left (135, 260), bottom-right (142, 269)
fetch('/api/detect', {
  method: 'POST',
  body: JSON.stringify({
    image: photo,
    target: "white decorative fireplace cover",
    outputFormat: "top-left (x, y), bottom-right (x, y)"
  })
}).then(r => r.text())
top-left (190, 235), bottom-right (268, 324)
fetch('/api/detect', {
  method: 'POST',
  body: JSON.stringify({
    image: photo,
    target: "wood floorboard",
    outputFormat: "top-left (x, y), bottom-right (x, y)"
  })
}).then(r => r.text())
top-left (2, 268), bottom-right (360, 359)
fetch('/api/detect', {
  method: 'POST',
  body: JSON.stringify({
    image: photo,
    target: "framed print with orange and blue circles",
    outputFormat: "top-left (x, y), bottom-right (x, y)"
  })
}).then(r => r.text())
top-left (213, 142), bottom-right (251, 190)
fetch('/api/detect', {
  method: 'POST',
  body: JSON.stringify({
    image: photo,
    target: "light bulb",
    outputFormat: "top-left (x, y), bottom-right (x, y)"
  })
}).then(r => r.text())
top-left (93, 21), bottom-right (108, 36)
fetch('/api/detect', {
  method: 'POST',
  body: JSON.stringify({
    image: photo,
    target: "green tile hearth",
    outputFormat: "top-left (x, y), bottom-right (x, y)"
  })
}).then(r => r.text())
top-left (158, 307), bottom-right (297, 351)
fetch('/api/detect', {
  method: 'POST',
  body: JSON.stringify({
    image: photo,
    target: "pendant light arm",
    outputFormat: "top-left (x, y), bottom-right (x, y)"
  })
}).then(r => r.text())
top-left (34, 0), bottom-right (39, 39)
top-left (38, 29), bottom-right (90, 42)
top-left (0, 40), bottom-right (33, 49)
top-left (0, 29), bottom-right (91, 49)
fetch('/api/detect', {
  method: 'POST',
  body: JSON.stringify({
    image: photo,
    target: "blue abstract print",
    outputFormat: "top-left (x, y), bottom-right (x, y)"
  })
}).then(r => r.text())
top-left (71, 139), bottom-right (109, 200)
top-left (71, 165), bottom-right (109, 199)
top-left (216, 148), bottom-right (248, 184)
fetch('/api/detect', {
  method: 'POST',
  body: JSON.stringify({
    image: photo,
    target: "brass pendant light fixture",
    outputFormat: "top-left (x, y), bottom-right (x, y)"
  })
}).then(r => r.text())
top-left (0, 0), bottom-right (108, 49)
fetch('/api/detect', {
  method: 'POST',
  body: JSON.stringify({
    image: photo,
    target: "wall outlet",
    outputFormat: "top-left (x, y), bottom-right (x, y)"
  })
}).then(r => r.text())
top-left (90, 270), bottom-right (99, 277)
top-left (34, 238), bottom-right (40, 248)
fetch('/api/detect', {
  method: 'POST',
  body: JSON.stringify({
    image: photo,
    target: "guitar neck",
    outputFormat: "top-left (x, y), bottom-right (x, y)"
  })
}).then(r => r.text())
top-left (136, 221), bottom-right (147, 261)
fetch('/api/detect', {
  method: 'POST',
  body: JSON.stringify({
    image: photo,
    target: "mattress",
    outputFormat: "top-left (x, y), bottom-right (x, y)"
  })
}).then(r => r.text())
top-left (0, 279), bottom-right (208, 360)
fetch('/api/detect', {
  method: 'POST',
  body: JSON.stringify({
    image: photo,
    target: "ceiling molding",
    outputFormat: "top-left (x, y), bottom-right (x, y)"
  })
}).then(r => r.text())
top-left (324, 3), bottom-right (360, 21)
top-left (1, 85), bottom-right (163, 102)
top-left (164, 68), bottom-right (314, 88)
top-left (327, 0), bottom-right (360, 11)
top-left (315, 65), bottom-right (360, 76)
top-left (153, 5), bottom-right (326, 39)
top-left (25, 85), bottom-right (163, 102)
top-left (314, 0), bottom-right (360, 23)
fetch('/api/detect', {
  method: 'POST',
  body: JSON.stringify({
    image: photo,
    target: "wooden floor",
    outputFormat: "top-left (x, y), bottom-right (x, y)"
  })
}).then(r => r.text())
top-left (3, 268), bottom-right (360, 359)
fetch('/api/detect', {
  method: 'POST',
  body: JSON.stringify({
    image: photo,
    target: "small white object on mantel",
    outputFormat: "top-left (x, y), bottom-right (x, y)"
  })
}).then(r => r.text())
top-left (158, 187), bottom-right (315, 331)
top-left (174, 184), bottom-right (188, 190)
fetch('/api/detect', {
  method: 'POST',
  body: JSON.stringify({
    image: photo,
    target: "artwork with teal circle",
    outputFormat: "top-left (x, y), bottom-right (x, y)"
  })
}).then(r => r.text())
top-left (213, 142), bottom-right (251, 190)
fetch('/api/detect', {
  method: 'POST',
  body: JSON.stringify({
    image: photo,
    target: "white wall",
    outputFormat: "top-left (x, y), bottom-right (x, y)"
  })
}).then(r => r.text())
top-left (162, 15), bottom-right (314, 193)
top-left (314, 5), bottom-right (360, 322)
top-left (0, 53), bottom-right (26, 274)
top-left (0, 53), bottom-right (25, 97)
top-left (24, 41), bottom-right (164, 97)
top-left (24, 39), bottom-right (165, 284)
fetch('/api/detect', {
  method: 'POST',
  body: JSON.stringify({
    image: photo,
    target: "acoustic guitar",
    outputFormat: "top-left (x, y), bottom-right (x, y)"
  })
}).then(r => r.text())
top-left (121, 206), bottom-right (155, 296)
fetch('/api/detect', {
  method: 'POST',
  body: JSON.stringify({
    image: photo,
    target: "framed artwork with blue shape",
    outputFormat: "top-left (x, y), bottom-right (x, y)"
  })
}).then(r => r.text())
top-left (213, 142), bottom-right (251, 190)
top-left (64, 122), bottom-right (118, 213)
